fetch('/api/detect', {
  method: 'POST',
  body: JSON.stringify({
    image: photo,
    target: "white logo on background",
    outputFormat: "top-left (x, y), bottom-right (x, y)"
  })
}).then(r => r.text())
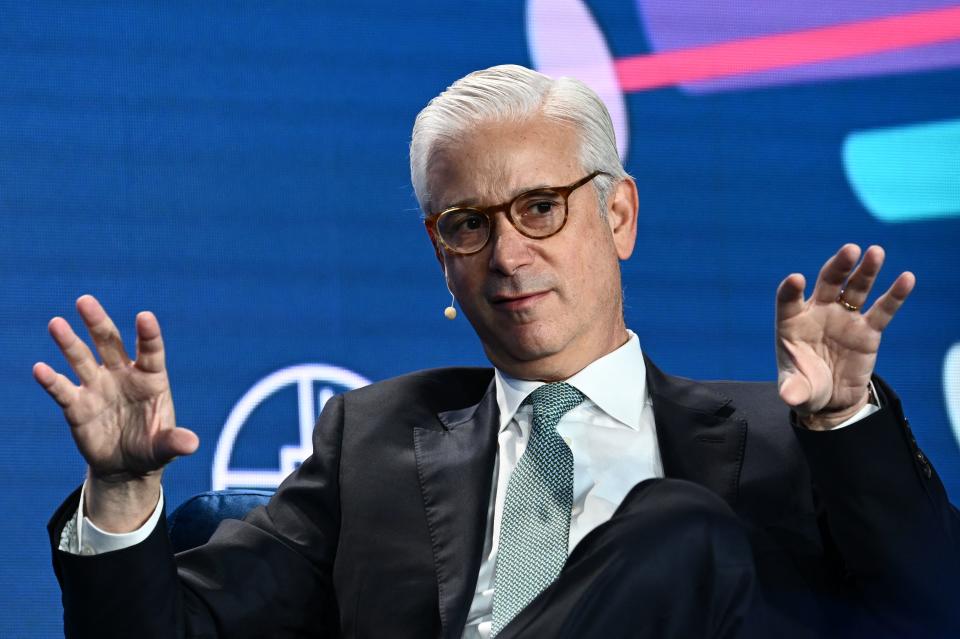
top-left (212, 364), bottom-right (371, 490)
top-left (945, 343), bottom-right (960, 451)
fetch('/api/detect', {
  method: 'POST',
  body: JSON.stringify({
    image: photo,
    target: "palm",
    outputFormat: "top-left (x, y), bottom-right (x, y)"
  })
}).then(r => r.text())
top-left (67, 365), bottom-right (175, 478)
top-left (775, 245), bottom-right (914, 425)
top-left (34, 295), bottom-right (197, 480)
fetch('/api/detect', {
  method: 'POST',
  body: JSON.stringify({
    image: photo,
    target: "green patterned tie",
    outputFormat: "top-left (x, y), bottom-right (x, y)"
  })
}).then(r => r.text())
top-left (491, 382), bottom-right (585, 636)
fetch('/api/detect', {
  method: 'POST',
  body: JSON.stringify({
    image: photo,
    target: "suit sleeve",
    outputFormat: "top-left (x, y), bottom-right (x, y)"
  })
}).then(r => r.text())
top-left (48, 393), bottom-right (348, 639)
top-left (792, 376), bottom-right (960, 634)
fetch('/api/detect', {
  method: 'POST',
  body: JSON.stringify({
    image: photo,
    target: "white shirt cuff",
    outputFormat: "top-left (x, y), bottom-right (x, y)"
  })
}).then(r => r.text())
top-left (58, 481), bottom-right (164, 555)
top-left (830, 380), bottom-right (881, 430)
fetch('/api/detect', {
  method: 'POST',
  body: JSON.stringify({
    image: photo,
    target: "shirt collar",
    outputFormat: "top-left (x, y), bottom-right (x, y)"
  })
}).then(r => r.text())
top-left (494, 330), bottom-right (646, 432)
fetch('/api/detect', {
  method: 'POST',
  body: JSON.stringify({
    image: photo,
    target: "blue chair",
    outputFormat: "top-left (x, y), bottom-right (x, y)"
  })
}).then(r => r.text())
top-left (167, 489), bottom-right (275, 553)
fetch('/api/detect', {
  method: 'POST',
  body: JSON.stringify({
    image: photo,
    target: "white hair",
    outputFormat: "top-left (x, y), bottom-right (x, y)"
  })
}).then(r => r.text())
top-left (409, 64), bottom-right (629, 216)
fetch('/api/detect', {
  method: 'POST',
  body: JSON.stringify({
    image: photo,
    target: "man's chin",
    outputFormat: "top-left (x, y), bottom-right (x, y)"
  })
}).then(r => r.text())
top-left (485, 331), bottom-right (566, 370)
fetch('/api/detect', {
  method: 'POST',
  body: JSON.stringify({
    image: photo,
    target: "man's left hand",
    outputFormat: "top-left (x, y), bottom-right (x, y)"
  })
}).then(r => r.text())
top-left (775, 244), bottom-right (915, 430)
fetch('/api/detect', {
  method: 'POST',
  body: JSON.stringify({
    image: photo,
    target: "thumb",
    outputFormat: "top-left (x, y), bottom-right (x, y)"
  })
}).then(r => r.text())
top-left (779, 373), bottom-right (812, 409)
top-left (153, 426), bottom-right (200, 464)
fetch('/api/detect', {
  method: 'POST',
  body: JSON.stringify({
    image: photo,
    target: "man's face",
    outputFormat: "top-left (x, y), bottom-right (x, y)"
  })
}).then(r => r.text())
top-left (426, 115), bottom-right (637, 381)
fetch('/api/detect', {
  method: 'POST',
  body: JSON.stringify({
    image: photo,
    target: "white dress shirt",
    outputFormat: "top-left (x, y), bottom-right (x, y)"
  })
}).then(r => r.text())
top-left (461, 331), bottom-right (662, 638)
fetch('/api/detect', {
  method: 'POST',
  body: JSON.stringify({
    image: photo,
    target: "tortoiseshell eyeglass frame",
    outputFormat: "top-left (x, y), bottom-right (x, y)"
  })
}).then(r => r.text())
top-left (423, 170), bottom-right (610, 258)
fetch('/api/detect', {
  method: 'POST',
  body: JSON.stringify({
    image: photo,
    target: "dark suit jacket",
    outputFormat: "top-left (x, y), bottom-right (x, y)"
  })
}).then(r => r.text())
top-left (48, 359), bottom-right (960, 638)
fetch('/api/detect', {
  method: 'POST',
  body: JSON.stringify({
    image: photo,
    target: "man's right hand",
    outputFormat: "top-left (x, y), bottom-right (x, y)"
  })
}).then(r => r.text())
top-left (34, 294), bottom-right (199, 532)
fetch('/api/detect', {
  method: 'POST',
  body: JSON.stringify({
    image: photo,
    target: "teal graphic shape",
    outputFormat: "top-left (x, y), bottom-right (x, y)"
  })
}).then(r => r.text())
top-left (843, 118), bottom-right (960, 222)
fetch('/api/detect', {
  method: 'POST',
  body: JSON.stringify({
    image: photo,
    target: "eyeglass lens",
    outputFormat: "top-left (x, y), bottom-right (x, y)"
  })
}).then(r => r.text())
top-left (437, 188), bottom-right (567, 253)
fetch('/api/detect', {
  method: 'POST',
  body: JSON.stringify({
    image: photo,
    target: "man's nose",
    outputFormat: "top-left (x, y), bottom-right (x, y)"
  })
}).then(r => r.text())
top-left (487, 212), bottom-right (534, 276)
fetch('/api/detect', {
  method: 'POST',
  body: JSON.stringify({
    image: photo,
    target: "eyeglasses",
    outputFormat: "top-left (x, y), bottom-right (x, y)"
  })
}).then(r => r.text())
top-left (424, 171), bottom-right (610, 255)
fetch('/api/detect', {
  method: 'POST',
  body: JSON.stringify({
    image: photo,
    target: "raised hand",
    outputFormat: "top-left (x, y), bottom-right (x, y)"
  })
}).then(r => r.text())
top-left (775, 244), bottom-right (915, 430)
top-left (34, 295), bottom-right (198, 530)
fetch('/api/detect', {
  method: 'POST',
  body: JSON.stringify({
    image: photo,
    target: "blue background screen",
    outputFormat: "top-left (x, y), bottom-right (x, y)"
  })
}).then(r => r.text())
top-left (2, 1), bottom-right (958, 634)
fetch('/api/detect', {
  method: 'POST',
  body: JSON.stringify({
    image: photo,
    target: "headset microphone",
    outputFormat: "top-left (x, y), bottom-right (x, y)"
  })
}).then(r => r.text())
top-left (444, 290), bottom-right (457, 320)
top-left (443, 268), bottom-right (457, 320)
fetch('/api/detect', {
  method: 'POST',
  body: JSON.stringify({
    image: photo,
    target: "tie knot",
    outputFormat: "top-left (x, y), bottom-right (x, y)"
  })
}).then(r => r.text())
top-left (523, 382), bottom-right (585, 426)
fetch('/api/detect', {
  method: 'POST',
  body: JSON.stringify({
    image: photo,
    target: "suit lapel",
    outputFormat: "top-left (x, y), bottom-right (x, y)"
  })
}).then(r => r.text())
top-left (645, 355), bottom-right (747, 507)
top-left (412, 358), bottom-right (748, 636)
top-left (414, 380), bottom-right (499, 639)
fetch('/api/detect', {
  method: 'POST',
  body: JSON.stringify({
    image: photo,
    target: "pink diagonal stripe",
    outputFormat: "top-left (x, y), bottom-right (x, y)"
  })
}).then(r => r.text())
top-left (616, 5), bottom-right (960, 92)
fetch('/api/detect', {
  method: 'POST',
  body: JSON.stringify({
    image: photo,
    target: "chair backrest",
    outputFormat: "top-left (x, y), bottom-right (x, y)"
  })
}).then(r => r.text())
top-left (167, 488), bottom-right (275, 553)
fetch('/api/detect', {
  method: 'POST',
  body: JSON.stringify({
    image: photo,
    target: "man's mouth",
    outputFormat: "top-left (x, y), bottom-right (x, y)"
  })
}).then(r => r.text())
top-left (489, 291), bottom-right (550, 311)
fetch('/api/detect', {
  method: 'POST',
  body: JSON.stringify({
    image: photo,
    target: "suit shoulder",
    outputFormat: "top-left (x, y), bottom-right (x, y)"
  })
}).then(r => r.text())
top-left (341, 367), bottom-right (495, 415)
top-left (647, 360), bottom-right (782, 422)
top-left (700, 379), bottom-right (780, 399)
top-left (701, 379), bottom-right (788, 426)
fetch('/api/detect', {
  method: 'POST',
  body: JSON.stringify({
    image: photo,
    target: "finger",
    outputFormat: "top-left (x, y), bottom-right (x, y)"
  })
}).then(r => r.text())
top-left (865, 271), bottom-right (916, 332)
top-left (33, 361), bottom-right (80, 408)
top-left (48, 317), bottom-right (99, 385)
top-left (838, 245), bottom-right (884, 309)
top-left (153, 427), bottom-right (200, 464)
top-left (134, 311), bottom-right (166, 374)
top-left (812, 244), bottom-right (861, 304)
top-left (776, 273), bottom-right (806, 322)
top-left (77, 295), bottom-right (131, 370)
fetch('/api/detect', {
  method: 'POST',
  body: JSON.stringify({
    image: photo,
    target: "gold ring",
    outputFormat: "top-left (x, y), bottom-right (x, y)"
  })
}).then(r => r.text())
top-left (836, 290), bottom-right (859, 312)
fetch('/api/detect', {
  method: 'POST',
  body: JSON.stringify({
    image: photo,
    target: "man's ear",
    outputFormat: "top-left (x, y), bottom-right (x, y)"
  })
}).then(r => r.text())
top-left (606, 177), bottom-right (639, 260)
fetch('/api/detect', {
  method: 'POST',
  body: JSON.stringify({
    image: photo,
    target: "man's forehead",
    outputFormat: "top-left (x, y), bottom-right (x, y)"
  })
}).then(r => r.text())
top-left (425, 120), bottom-right (581, 211)
top-left (429, 167), bottom-right (566, 211)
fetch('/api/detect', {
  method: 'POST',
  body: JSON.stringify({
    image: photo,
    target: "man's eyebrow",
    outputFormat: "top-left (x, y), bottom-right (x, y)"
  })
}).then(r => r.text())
top-left (441, 183), bottom-right (555, 210)
top-left (444, 197), bottom-right (481, 209)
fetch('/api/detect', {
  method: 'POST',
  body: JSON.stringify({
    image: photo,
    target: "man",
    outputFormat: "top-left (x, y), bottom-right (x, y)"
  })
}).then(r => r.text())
top-left (41, 65), bottom-right (958, 637)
